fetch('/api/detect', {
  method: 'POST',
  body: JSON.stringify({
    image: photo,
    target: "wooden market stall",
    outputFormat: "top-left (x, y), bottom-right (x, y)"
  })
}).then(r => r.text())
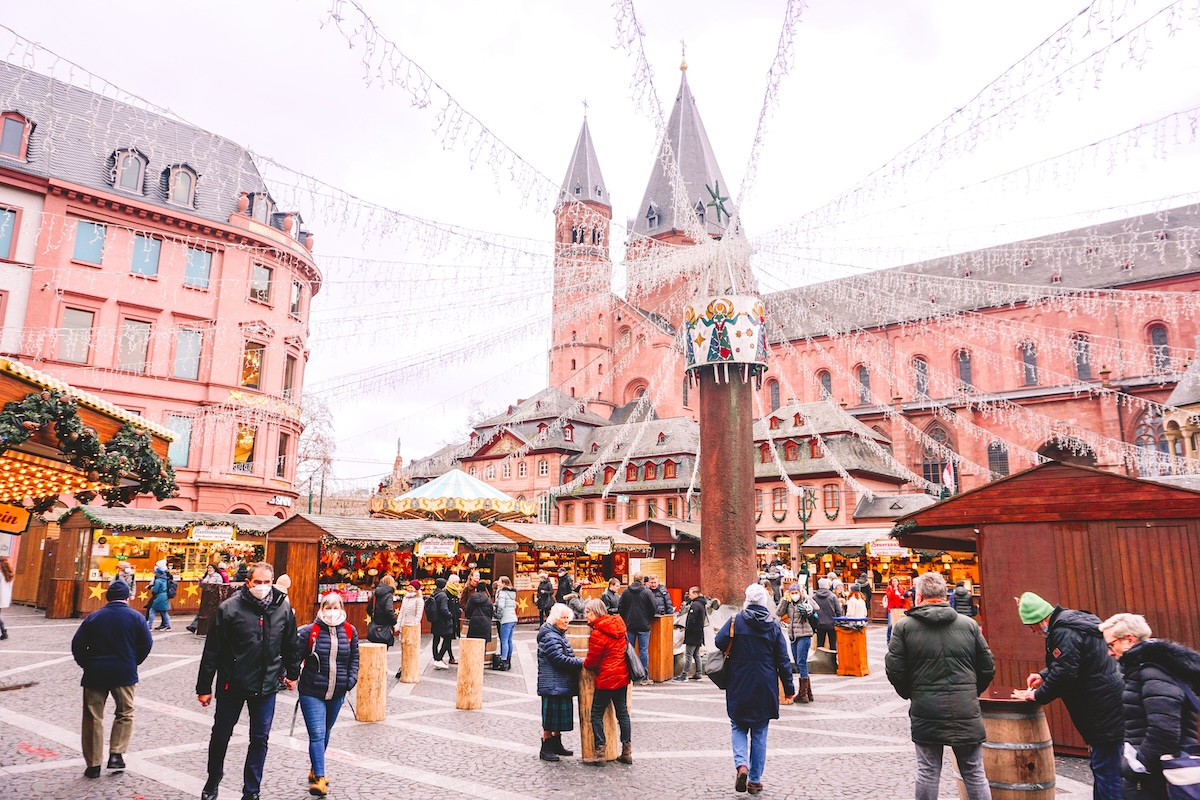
top-left (488, 522), bottom-right (650, 621)
top-left (266, 514), bottom-right (518, 632)
top-left (893, 461), bottom-right (1200, 755)
top-left (623, 520), bottom-right (780, 606)
top-left (49, 507), bottom-right (278, 619)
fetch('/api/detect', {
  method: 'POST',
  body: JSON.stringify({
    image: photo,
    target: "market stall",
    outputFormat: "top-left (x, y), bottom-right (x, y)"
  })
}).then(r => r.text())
top-left (367, 468), bottom-right (537, 522)
top-left (624, 520), bottom-right (780, 605)
top-left (267, 514), bottom-right (518, 632)
top-left (50, 507), bottom-right (278, 619)
top-left (489, 522), bottom-right (650, 621)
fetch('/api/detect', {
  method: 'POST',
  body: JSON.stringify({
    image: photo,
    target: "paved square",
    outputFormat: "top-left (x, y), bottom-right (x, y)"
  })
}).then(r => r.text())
top-left (0, 607), bottom-right (1093, 799)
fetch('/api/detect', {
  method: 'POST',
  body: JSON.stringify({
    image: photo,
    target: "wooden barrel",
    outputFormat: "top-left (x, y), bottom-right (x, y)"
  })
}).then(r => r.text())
top-left (568, 622), bottom-right (591, 656)
top-left (955, 693), bottom-right (1055, 800)
top-left (459, 619), bottom-right (498, 655)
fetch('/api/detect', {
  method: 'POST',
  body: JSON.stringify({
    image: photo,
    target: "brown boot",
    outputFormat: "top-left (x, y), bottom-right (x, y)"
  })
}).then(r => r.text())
top-left (583, 753), bottom-right (607, 766)
top-left (618, 742), bottom-right (633, 764)
top-left (805, 676), bottom-right (814, 702)
top-left (797, 677), bottom-right (810, 704)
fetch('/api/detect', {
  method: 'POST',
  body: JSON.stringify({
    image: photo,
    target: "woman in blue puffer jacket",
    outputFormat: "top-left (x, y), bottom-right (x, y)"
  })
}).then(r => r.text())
top-left (536, 603), bottom-right (582, 763)
top-left (297, 593), bottom-right (360, 797)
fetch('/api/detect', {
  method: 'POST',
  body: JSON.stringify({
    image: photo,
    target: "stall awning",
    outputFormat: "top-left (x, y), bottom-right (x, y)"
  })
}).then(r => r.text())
top-left (623, 520), bottom-right (779, 550)
top-left (59, 506), bottom-right (282, 536)
top-left (490, 522), bottom-right (650, 553)
top-left (802, 527), bottom-right (895, 553)
top-left (300, 515), bottom-right (517, 552)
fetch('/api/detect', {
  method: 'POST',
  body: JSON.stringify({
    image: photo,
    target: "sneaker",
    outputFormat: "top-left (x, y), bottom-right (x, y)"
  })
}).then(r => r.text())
top-left (107, 753), bottom-right (125, 772)
top-left (689, 674), bottom-right (703, 681)
top-left (672, 675), bottom-right (687, 682)
top-left (432, 659), bottom-right (449, 670)
top-left (639, 679), bottom-right (651, 686)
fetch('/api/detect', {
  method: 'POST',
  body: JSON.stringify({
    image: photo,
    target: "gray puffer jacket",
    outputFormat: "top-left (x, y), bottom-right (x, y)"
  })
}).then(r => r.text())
top-left (776, 595), bottom-right (814, 640)
top-left (885, 603), bottom-right (995, 745)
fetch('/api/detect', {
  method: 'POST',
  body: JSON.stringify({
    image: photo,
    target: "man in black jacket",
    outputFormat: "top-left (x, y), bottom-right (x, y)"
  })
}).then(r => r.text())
top-left (618, 572), bottom-right (656, 685)
top-left (196, 562), bottom-right (300, 800)
top-left (646, 575), bottom-right (674, 616)
top-left (886, 571), bottom-right (995, 800)
top-left (1019, 592), bottom-right (1124, 800)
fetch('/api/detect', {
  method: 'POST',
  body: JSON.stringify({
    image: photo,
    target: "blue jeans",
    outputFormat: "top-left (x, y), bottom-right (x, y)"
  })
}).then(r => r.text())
top-left (499, 621), bottom-right (516, 661)
top-left (730, 721), bottom-right (769, 784)
top-left (627, 630), bottom-right (649, 676)
top-left (299, 693), bottom-right (345, 778)
top-left (1089, 742), bottom-right (1122, 800)
top-left (791, 636), bottom-right (811, 677)
top-left (147, 609), bottom-right (170, 628)
top-left (206, 691), bottom-right (276, 797)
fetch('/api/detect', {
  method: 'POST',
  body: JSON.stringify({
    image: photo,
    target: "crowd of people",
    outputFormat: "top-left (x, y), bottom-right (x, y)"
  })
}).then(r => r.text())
top-left (57, 557), bottom-right (1200, 800)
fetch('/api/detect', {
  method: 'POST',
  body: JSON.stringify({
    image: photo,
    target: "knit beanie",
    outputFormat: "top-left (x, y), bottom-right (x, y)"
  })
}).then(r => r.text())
top-left (106, 580), bottom-right (131, 601)
top-left (1017, 592), bottom-right (1055, 625)
top-left (745, 583), bottom-right (770, 607)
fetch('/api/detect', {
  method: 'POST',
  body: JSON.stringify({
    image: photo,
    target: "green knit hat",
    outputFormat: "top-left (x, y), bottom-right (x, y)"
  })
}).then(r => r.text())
top-left (1017, 592), bottom-right (1054, 625)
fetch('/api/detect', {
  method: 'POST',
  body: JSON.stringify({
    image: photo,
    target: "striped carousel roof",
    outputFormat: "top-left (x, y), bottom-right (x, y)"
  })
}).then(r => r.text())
top-left (368, 468), bottom-right (538, 520)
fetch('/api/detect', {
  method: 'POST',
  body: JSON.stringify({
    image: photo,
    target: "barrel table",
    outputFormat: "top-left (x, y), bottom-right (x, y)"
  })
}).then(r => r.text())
top-left (835, 626), bottom-right (869, 676)
top-left (568, 621), bottom-right (591, 656)
top-left (955, 690), bottom-right (1055, 800)
top-left (648, 615), bottom-right (674, 682)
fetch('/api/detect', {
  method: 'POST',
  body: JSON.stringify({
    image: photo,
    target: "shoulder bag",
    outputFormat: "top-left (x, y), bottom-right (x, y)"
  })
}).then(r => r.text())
top-left (1161, 675), bottom-right (1200, 800)
top-left (705, 617), bottom-right (736, 690)
top-left (624, 640), bottom-right (648, 683)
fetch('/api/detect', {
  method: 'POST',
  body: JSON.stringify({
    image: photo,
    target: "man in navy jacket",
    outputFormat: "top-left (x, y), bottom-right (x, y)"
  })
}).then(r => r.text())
top-left (71, 579), bottom-right (153, 779)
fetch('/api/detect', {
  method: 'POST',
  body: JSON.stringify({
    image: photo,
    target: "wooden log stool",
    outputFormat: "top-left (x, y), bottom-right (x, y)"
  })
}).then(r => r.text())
top-left (456, 637), bottom-right (485, 710)
top-left (578, 670), bottom-right (629, 761)
top-left (355, 642), bottom-right (388, 721)
top-left (399, 624), bottom-right (421, 684)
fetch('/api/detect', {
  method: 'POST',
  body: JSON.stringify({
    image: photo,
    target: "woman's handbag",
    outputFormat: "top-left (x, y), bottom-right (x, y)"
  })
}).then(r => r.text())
top-left (1163, 745), bottom-right (1200, 799)
top-left (705, 617), bottom-right (736, 690)
top-left (625, 641), bottom-right (648, 683)
top-left (366, 622), bottom-right (394, 647)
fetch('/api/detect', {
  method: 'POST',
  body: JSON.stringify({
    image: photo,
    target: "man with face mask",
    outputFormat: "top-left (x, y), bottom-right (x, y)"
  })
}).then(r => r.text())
top-left (1018, 592), bottom-right (1124, 800)
top-left (196, 562), bottom-right (301, 800)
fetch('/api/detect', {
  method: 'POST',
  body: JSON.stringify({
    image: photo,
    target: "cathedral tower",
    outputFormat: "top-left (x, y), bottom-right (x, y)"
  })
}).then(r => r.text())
top-left (550, 117), bottom-right (615, 417)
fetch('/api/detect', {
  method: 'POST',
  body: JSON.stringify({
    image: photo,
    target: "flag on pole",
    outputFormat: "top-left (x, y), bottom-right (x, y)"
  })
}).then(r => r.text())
top-left (941, 461), bottom-right (955, 494)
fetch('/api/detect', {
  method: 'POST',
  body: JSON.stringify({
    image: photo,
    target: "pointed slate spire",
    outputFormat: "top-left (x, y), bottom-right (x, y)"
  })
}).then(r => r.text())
top-left (632, 65), bottom-right (736, 238)
top-left (559, 118), bottom-right (610, 209)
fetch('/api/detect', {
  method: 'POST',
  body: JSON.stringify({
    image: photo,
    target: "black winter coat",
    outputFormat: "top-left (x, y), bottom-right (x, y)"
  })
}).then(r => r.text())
top-left (885, 603), bottom-right (995, 745)
top-left (810, 588), bottom-right (842, 632)
top-left (71, 601), bottom-right (153, 690)
top-left (684, 597), bottom-right (707, 647)
top-left (649, 585), bottom-right (673, 615)
top-left (555, 574), bottom-right (574, 605)
top-left (618, 581), bottom-right (656, 633)
top-left (1032, 607), bottom-right (1124, 745)
top-left (196, 586), bottom-right (300, 697)
top-left (297, 620), bottom-right (360, 699)
top-left (536, 623), bottom-right (582, 697)
top-left (430, 589), bottom-right (458, 637)
top-left (536, 578), bottom-right (555, 611)
top-left (1119, 638), bottom-right (1200, 784)
top-left (465, 591), bottom-right (494, 641)
top-left (714, 604), bottom-right (794, 727)
top-left (601, 588), bottom-right (622, 616)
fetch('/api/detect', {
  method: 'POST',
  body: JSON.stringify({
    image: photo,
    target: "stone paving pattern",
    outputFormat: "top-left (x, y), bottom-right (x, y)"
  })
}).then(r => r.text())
top-left (0, 606), bottom-right (1094, 799)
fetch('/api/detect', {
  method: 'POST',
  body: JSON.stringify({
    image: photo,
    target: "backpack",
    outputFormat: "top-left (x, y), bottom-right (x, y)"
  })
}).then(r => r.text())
top-left (308, 621), bottom-right (356, 654)
top-left (165, 575), bottom-right (177, 599)
top-left (424, 593), bottom-right (440, 626)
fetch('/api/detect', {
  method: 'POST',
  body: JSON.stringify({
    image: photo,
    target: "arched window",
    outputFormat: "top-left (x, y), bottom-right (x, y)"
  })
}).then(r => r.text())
top-left (1020, 342), bottom-right (1039, 386)
top-left (563, 425), bottom-right (574, 442)
top-left (817, 370), bottom-right (832, 399)
top-left (598, 363), bottom-right (603, 375)
top-left (759, 443), bottom-right (773, 464)
top-left (1149, 325), bottom-right (1170, 372)
top-left (1134, 409), bottom-right (1170, 476)
top-left (663, 461), bottom-right (677, 479)
top-left (784, 441), bottom-right (799, 461)
top-left (166, 165), bottom-right (197, 207)
top-left (570, 358), bottom-right (576, 370)
top-left (822, 483), bottom-right (840, 517)
top-left (645, 462), bottom-right (657, 480)
top-left (518, 461), bottom-right (528, 478)
top-left (0, 112), bottom-right (32, 160)
top-left (112, 149), bottom-right (146, 193)
top-left (956, 350), bottom-right (973, 389)
top-left (626, 463), bottom-right (638, 481)
top-left (468, 466), bottom-right (477, 477)
top-left (768, 380), bottom-right (780, 411)
top-left (501, 461), bottom-right (511, 479)
top-left (921, 426), bottom-right (955, 493)
top-left (987, 441), bottom-right (1010, 477)
top-left (913, 357), bottom-right (929, 398)
top-left (603, 466), bottom-right (616, 483)
top-left (645, 204), bottom-right (659, 229)
top-left (1071, 333), bottom-right (1092, 380)
top-left (538, 459), bottom-right (549, 477)
top-left (857, 365), bottom-right (871, 404)
top-left (484, 465), bottom-right (495, 480)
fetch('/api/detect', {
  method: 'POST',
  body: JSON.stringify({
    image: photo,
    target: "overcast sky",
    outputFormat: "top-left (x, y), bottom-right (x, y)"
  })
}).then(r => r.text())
top-left (5, 1), bottom-right (1200, 489)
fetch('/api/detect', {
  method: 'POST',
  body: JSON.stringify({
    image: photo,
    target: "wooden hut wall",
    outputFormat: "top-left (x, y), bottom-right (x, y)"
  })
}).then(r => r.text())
top-left (265, 516), bottom-right (323, 625)
top-left (47, 516), bottom-right (90, 618)
top-left (13, 519), bottom-right (52, 606)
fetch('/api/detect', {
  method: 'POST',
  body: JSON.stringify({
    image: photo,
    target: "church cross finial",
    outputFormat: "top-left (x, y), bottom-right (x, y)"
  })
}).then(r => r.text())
top-left (582, 98), bottom-right (588, 119)
top-left (680, 39), bottom-right (688, 71)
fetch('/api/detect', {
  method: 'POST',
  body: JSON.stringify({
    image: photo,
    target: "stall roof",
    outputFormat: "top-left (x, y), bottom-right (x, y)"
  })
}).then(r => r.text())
top-left (623, 519), bottom-right (778, 549)
top-left (370, 468), bottom-right (537, 521)
top-left (489, 522), bottom-right (650, 552)
top-left (294, 515), bottom-right (517, 551)
top-left (801, 527), bottom-right (894, 551)
top-left (59, 506), bottom-right (282, 535)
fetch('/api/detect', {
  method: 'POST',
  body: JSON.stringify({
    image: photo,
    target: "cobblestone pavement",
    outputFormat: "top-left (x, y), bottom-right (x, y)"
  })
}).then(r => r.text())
top-left (0, 606), bottom-right (1094, 799)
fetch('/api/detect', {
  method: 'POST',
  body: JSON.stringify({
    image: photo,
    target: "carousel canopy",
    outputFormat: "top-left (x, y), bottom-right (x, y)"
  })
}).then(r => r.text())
top-left (490, 522), bottom-right (650, 553)
top-left (368, 468), bottom-right (537, 522)
top-left (294, 515), bottom-right (518, 552)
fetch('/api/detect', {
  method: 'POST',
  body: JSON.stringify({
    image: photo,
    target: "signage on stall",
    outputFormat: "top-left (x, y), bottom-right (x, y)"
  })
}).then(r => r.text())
top-left (189, 525), bottom-right (236, 543)
top-left (416, 537), bottom-right (458, 557)
top-left (0, 503), bottom-right (31, 535)
top-left (584, 536), bottom-right (613, 555)
top-left (867, 538), bottom-right (909, 558)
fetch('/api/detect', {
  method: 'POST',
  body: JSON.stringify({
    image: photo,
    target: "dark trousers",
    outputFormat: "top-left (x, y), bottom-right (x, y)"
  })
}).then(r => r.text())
top-left (816, 627), bottom-right (837, 650)
top-left (206, 692), bottom-right (276, 797)
top-left (1089, 742), bottom-right (1122, 800)
top-left (433, 634), bottom-right (454, 662)
top-left (591, 687), bottom-right (632, 749)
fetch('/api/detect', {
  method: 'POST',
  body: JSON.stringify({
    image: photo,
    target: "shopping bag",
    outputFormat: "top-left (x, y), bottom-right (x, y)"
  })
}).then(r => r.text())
top-left (1163, 745), bottom-right (1200, 800)
top-left (625, 642), bottom-right (647, 683)
top-left (705, 617), bottom-right (736, 690)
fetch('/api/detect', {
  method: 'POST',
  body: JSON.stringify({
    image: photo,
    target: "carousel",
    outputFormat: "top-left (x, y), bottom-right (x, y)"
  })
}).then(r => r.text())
top-left (367, 468), bottom-right (537, 522)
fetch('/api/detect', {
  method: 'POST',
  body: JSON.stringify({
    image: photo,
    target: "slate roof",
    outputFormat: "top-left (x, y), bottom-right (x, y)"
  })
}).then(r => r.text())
top-left (564, 416), bottom-right (699, 470)
top-left (753, 401), bottom-right (889, 443)
top-left (60, 506), bottom-right (282, 535)
top-left (559, 119), bottom-right (610, 209)
top-left (766, 203), bottom-right (1200, 340)
top-left (1165, 336), bottom-right (1200, 407)
top-left (853, 493), bottom-right (937, 520)
top-left (476, 387), bottom-right (611, 429)
top-left (0, 62), bottom-right (268, 227)
top-left (629, 68), bottom-right (737, 239)
top-left (407, 442), bottom-right (470, 481)
top-left (753, 435), bottom-right (909, 483)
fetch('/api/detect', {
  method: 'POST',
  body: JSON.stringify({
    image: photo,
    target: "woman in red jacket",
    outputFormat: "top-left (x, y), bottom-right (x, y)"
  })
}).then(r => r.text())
top-left (884, 577), bottom-right (909, 643)
top-left (582, 598), bottom-right (632, 766)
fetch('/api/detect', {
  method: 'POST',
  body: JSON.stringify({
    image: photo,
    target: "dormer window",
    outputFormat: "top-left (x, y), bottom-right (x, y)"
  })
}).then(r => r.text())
top-left (574, 181), bottom-right (581, 196)
top-left (563, 470), bottom-right (575, 483)
top-left (111, 149), bottom-right (146, 194)
top-left (810, 439), bottom-right (823, 459)
top-left (591, 443), bottom-right (599, 453)
top-left (595, 185), bottom-right (602, 198)
top-left (769, 417), bottom-right (781, 430)
top-left (582, 473), bottom-right (595, 486)
top-left (794, 413), bottom-right (803, 427)
top-left (250, 192), bottom-right (275, 224)
top-left (663, 460), bottom-right (677, 479)
top-left (784, 441), bottom-right (799, 461)
top-left (646, 203), bottom-right (659, 229)
top-left (695, 200), bottom-right (706, 224)
top-left (537, 423), bottom-right (548, 436)
top-left (603, 466), bottom-right (616, 482)
top-left (563, 425), bottom-right (574, 442)
top-left (657, 432), bottom-right (666, 445)
top-left (645, 462), bottom-right (657, 480)
top-left (165, 164), bottom-right (197, 208)
top-left (626, 463), bottom-right (638, 481)
top-left (0, 112), bottom-right (31, 161)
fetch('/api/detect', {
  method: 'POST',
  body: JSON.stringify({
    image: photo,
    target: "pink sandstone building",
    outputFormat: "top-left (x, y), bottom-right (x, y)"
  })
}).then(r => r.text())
top-left (0, 64), bottom-right (318, 516)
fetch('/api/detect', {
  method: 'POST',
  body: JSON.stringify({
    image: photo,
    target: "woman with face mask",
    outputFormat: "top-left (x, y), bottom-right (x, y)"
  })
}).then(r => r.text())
top-left (776, 584), bottom-right (815, 703)
top-left (297, 594), bottom-right (360, 797)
